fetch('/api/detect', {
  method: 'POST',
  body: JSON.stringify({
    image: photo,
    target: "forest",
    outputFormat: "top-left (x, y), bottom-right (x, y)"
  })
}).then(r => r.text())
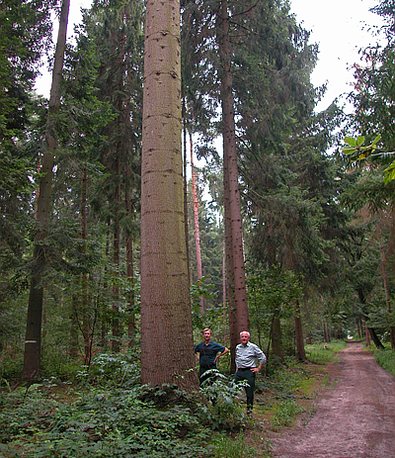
top-left (1, 0), bottom-right (395, 456)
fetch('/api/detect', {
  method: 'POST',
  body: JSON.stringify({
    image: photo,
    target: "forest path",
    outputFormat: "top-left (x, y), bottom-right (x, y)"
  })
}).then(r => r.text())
top-left (269, 341), bottom-right (395, 458)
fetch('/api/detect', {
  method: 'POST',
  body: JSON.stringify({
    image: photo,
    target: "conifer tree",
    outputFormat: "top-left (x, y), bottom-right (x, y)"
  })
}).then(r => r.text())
top-left (140, 0), bottom-right (197, 389)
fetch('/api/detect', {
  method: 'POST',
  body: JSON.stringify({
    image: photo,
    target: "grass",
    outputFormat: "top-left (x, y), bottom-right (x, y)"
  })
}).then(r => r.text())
top-left (305, 340), bottom-right (347, 365)
top-left (211, 432), bottom-right (259, 458)
top-left (374, 347), bottom-right (395, 377)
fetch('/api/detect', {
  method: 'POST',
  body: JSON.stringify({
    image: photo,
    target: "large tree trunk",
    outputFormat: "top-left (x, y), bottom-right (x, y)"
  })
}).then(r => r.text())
top-left (218, 0), bottom-right (249, 351)
top-left (271, 315), bottom-right (284, 363)
top-left (22, 0), bottom-right (70, 380)
top-left (140, 0), bottom-right (197, 390)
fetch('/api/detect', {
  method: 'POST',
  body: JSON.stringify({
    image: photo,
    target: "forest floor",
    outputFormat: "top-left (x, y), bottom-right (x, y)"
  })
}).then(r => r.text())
top-left (251, 341), bottom-right (395, 458)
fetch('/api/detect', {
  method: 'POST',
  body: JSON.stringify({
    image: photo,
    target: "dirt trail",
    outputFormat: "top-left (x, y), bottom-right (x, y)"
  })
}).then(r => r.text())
top-left (270, 341), bottom-right (395, 458)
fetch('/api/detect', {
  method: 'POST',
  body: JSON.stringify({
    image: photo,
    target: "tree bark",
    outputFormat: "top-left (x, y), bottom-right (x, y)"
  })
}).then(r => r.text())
top-left (294, 300), bottom-right (306, 361)
top-left (125, 167), bottom-right (136, 348)
top-left (190, 134), bottom-right (204, 312)
top-left (22, 0), bottom-right (70, 380)
top-left (218, 0), bottom-right (249, 351)
top-left (368, 327), bottom-right (384, 349)
top-left (140, 0), bottom-right (197, 390)
top-left (272, 315), bottom-right (284, 363)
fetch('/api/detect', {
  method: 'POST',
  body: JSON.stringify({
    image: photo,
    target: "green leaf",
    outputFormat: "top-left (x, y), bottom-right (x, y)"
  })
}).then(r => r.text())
top-left (344, 136), bottom-right (357, 147)
top-left (356, 136), bottom-right (365, 146)
top-left (384, 160), bottom-right (395, 184)
top-left (342, 147), bottom-right (357, 155)
top-left (372, 134), bottom-right (381, 145)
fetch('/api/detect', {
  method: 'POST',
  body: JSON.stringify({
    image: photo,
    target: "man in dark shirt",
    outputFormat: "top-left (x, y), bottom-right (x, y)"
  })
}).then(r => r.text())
top-left (194, 328), bottom-right (229, 386)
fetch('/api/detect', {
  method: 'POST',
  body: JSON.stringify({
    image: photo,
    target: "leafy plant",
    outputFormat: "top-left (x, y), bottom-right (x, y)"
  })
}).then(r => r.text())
top-left (375, 348), bottom-right (395, 377)
top-left (198, 370), bottom-right (248, 430)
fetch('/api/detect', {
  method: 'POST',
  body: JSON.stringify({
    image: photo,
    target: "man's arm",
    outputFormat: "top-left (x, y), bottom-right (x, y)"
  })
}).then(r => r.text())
top-left (214, 347), bottom-right (229, 362)
top-left (251, 344), bottom-right (266, 372)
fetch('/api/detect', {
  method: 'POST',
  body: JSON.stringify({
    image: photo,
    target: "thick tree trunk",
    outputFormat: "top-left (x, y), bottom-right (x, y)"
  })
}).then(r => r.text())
top-left (365, 323), bottom-right (371, 346)
top-left (22, 0), bottom-right (70, 380)
top-left (140, 0), bottom-right (197, 390)
top-left (324, 320), bottom-right (330, 343)
top-left (271, 316), bottom-right (284, 363)
top-left (218, 0), bottom-right (249, 343)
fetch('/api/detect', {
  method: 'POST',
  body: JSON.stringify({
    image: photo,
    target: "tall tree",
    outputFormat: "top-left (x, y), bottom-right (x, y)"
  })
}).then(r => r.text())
top-left (218, 0), bottom-right (250, 344)
top-left (23, 0), bottom-right (70, 380)
top-left (190, 136), bottom-right (204, 312)
top-left (140, 0), bottom-right (197, 389)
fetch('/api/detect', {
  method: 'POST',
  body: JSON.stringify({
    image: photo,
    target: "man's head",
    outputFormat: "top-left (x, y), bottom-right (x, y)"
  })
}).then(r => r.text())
top-left (203, 328), bottom-right (212, 342)
top-left (240, 331), bottom-right (250, 346)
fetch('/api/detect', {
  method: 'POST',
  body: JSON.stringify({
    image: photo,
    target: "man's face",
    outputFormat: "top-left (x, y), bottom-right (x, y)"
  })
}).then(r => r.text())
top-left (203, 330), bottom-right (211, 341)
top-left (240, 332), bottom-right (250, 345)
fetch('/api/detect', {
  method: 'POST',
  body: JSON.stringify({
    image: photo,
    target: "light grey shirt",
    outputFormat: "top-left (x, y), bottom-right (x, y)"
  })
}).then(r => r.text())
top-left (235, 341), bottom-right (266, 369)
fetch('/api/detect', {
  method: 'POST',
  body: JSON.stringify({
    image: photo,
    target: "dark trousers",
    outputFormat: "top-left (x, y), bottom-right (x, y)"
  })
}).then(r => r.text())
top-left (234, 368), bottom-right (256, 410)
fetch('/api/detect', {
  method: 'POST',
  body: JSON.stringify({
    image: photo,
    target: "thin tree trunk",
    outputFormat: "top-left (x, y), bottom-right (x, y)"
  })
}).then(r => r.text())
top-left (182, 100), bottom-right (191, 285)
top-left (368, 327), bottom-right (384, 349)
top-left (365, 322), bottom-right (371, 346)
top-left (112, 158), bottom-right (121, 353)
top-left (70, 295), bottom-right (79, 358)
top-left (294, 300), bottom-right (306, 361)
top-left (223, 132), bottom-right (238, 371)
top-left (125, 166), bottom-right (135, 348)
top-left (140, 0), bottom-right (197, 390)
top-left (81, 165), bottom-right (90, 364)
top-left (190, 134), bottom-right (204, 312)
top-left (22, 0), bottom-right (70, 380)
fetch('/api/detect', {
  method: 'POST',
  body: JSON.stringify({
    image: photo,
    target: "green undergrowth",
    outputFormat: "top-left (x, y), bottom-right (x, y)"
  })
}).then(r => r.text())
top-left (304, 339), bottom-right (347, 364)
top-left (0, 343), bottom-right (345, 458)
top-left (0, 354), bottom-right (253, 458)
top-left (375, 347), bottom-right (395, 377)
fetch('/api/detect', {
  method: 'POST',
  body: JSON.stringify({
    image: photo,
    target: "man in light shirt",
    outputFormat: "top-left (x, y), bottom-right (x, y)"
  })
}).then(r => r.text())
top-left (234, 330), bottom-right (266, 414)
